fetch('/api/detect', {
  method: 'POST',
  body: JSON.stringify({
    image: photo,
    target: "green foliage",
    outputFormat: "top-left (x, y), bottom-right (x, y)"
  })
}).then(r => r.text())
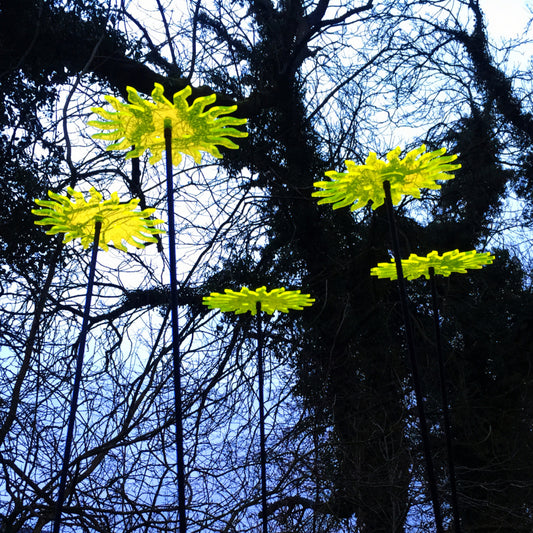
top-left (0, 139), bottom-right (55, 269)
top-left (432, 106), bottom-right (512, 247)
top-left (441, 250), bottom-right (533, 531)
top-left (0, 0), bottom-right (128, 87)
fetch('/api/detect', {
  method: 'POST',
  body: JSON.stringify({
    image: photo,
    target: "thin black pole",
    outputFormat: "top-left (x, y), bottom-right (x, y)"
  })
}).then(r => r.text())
top-left (312, 412), bottom-right (319, 533)
top-left (53, 220), bottom-right (101, 533)
top-left (429, 268), bottom-right (462, 532)
top-left (382, 180), bottom-right (444, 533)
top-left (256, 302), bottom-right (268, 533)
top-left (164, 125), bottom-right (187, 533)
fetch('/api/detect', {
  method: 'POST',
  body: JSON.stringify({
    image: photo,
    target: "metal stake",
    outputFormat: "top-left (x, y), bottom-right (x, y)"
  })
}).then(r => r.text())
top-left (53, 220), bottom-right (101, 533)
top-left (164, 125), bottom-right (187, 533)
top-left (382, 180), bottom-right (444, 533)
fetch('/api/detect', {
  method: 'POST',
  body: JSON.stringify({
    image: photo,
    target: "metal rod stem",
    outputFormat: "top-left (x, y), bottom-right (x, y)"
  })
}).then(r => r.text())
top-left (382, 180), bottom-right (444, 533)
top-left (164, 126), bottom-right (187, 533)
top-left (429, 268), bottom-right (462, 532)
top-left (256, 302), bottom-right (268, 533)
top-left (53, 220), bottom-right (101, 533)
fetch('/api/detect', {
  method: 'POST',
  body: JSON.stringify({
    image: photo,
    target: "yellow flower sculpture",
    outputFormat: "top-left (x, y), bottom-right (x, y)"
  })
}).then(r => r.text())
top-left (370, 249), bottom-right (494, 280)
top-left (313, 145), bottom-right (461, 211)
top-left (203, 286), bottom-right (315, 315)
top-left (88, 83), bottom-right (248, 166)
top-left (33, 187), bottom-right (165, 251)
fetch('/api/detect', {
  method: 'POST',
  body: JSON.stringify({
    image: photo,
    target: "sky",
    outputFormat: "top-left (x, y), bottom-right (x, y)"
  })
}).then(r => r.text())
top-left (481, 0), bottom-right (532, 39)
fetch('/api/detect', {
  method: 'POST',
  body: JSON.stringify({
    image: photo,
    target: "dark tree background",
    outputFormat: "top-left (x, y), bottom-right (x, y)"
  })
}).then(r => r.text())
top-left (0, 0), bottom-right (532, 531)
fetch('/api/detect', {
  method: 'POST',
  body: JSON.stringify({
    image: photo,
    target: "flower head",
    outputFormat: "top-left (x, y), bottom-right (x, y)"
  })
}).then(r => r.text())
top-left (313, 145), bottom-right (461, 211)
top-left (370, 249), bottom-right (494, 280)
top-left (203, 286), bottom-right (315, 315)
top-left (88, 83), bottom-right (248, 166)
top-left (33, 187), bottom-right (165, 251)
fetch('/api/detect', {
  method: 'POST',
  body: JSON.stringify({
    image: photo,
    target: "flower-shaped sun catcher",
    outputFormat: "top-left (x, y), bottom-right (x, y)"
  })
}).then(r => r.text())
top-left (32, 187), bottom-right (165, 251)
top-left (88, 83), bottom-right (248, 166)
top-left (204, 285), bottom-right (314, 533)
top-left (371, 247), bottom-right (494, 533)
top-left (203, 286), bottom-right (315, 315)
top-left (370, 249), bottom-right (494, 280)
top-left (36, 186), bottom-right (165, 533)
top-left (313, 144), bottom-right (461, 211)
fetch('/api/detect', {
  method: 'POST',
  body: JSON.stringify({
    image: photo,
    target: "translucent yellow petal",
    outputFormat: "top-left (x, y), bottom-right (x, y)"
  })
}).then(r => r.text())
top-left (313, 145), bottom-right (461, 211)
top-left (32, 187), bottom-right (166, 252)
top-left (89, 83), bottom-right (248, 166)
top-left (203, 286), bottom-right (315, 315)
top-left (370, 250), bottom-right (494, 280)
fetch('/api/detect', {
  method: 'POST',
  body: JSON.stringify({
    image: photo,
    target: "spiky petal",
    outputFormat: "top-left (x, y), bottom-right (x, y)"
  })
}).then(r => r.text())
top-left (33, 187), bottom-right (165, 251)
top-left (370, 249), bottom-right (494, 280)
top-left (313, 145), bottom-right (461, 211)
top-left (203, 286), bottom-right (315, 315)
top-left (89, 83), bottom-right (248, 166)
